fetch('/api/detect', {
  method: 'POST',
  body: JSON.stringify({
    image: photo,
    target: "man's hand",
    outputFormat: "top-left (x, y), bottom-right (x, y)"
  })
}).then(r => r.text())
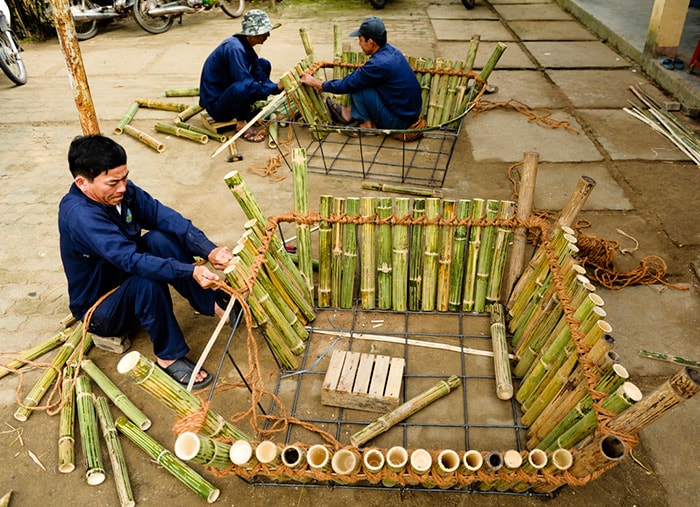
top-left (300, 73), bottom-right (323, 93)
top-left (193, 265), bottom-right (220, 289)
top-left (208, 246), bottom-right (233, 271)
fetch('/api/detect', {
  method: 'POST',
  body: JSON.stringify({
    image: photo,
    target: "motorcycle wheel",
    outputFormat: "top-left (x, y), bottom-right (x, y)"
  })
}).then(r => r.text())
top-left (220, 0), bottom-right (244, 18)
top-left (70, 0), bottom-right (99, 40)
top-left (369, 0), bottom-right (387, 8)
top-left (132, 0), bottom-right (174, 34)
top-left (461, 0), bottom-right (476, 9)
top-left (0, 29), bottom-right (27, 85)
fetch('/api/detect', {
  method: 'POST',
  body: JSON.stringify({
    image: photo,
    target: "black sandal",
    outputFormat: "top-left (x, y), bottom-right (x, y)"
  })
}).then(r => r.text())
top-left (159, 357), bottom-right (213, 390)
top-left (326, 97), bottom-right (351, 125)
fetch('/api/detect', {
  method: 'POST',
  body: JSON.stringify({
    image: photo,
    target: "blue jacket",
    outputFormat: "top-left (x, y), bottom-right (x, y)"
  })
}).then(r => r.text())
top-left (58, 182), bottom-right (216, 319)
top-left (322, 44), bottom-right (422, 125)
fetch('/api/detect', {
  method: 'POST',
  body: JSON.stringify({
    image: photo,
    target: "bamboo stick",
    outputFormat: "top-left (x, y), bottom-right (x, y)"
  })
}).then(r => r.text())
top-left (362, 181), bottom-right (444, 198)
top-left (81, 358), bottom-right (151, 431)
top-left (350, 376), bottom-right (461, 447)
top-left (448, 199), bottom-right (471, 311)
top-left (114, 101), bottom-right (140, 134)
top-left (462, 42), bottom-right (507, 109)
top-left (136, 99), bottom-right (189, 112)
top-left (174, 432), bottom-right (233, 470)
top-left (95, 397), bottom-right (135, 507)
top-left (292, 148), bottom-right (314, 299)
top-left (391, 198), bottom-right (410, 311)
top-left (165, 88), bottom-right (199, 97)
top-left (116, 417), bottom-right (220, 503)
top-left (436, 199), bottom-right (456, 311)
top-left (75, 376), bottom-right (105, 485)
top-left (490, 304), bottom-right (513, 400)
top-left (307, 444), bottom-right (332, 474)
top-left (58, 365), bottom-right (76, 474)
top-left (174, 120), bottom-right (225, 142)
top-left (360, 196), bottom-right (377, 309)
top-left (341, 197), bottom-right (360, 308)
top-left (123, 124), bottom-right (165, 153)
top-left (486, 200), bottom-right (516, 306)
top-left (318, 195), bottom-right (333, 308)
top-left (362, 448), bottom-right (385, 484)
top-left (382, 446), bottom-right (408, 487)
top-left (333, 24), bottom-right (343, 81)
top-left (421, 198), bottom-right (441, 311)
top-left (570, 435), bottom-right (627, 479)
top-left (0, 328), bottom-right (70, 379)
top-left (155, 123), bottom-right (209, 144)
top-left (426, 58), bottom-right (445, 126)
top-left (299, 27), bottom-right (316, 64)
top-left (229, 440), bottom-right (258, 470)
top-left (439, 60), bottom-right (465, 125)
top-left (117, 351), bottom-right (251, 441)
top-left (175, 104), bottom-right (204, 124)
top-left (408, 448), bottom-right (433, 487)
top-left (474, 199), bottom-right (500, 312)
top-left (408, 199), bottom-right (426, 310)
top-left (464, 35), bottom-right (480, 73)
top-left (376, 197), bottom-right (393, 309)
top-left (462, 198), bottom-right (485, 312)
top-left (530, 448), bottom-right (573, 494)
top-left (331, 448), bottom-right (361, 483)
top-left (331, 197), bottom-right (346, 308)
top-left (638, 349), bottom-right (700, 369)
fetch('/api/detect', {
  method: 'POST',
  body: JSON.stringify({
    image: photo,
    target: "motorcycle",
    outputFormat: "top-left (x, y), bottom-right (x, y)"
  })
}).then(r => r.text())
top-left (70, 0), bottom-right (244, 40)
top-left (0, 0), bottom-right (26, 85)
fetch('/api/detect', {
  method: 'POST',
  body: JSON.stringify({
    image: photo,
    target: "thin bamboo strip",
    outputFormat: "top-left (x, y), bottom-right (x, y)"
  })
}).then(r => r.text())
top-left (318, 195), bottom-right (333, 307)
top-left (376, 197), bottom-right (393, 309)
top-left (490, 304), bottom-right (513, 400)
top-left (175, 431), bottom-right (233, 470)
top-left (360, 196), bottom-right (377, 309)
top-left (462, 198), bottom-right (485, 312)
top-left (175, 104), bottom-right (204, 123)
top-left (95, 397), bottom-right (135, 507)
top-left (75, 376), bottom-right (105, 485)
top-left (408, 199), bottom-right (426, 310)
top-left (136, 99), bottom-right (189, 112)
top-left (292, 148), bottom-right (314, 298)
top-left (341, 197), bottom-right (360, 308)
top-left (391, 198), bottom-right (410, 312)
top-left (331, 197), bottom-right (346, 308)
top-left (486, 200), bottom-right (516, 306)
top-left (0, 328), bottom-right (70, 379)
top-left (436, 199), bottom-right (456, 311)
top-left (155, 123), bottom-right (208, 144)
top-left (58, 364), bottom-right (76, 474)
top-left (448, 199), bottom-right (471, 311)
top-left (421, 198), bottom-right (441, 311)
top-left (114, 101), bottom-right (140, 134)
top-left (474, 199), bottom-right (500, 312)
top-left (116, 417), bottom-right (220, 503)
top-left (81, 358), bottom-right (151, 431)
top-left (117, 351), bottom-right (251, 441)
top-left (175, 121), bottom-right (225, 142)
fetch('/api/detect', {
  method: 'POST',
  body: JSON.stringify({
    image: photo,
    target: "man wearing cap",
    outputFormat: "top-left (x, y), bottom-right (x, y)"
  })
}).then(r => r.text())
top-left (300, 16), bottom-right (422, 131)
top-left (199, 9), bottom-right (283, 142)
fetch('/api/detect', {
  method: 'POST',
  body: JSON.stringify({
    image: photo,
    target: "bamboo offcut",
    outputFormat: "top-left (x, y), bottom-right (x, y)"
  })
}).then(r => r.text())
top-left (360, 196), bottom-right (377, 309)
top-left (292, 148), bottom-right (314, 298)
top-left (114, 102), bottom-right (140, 134)
top-left (58, 365), bottom-right (76, 474)
top-left (155, 123), bottom-right (209, 144)
top-left (95, 396), bottom-right (135, 507)
top-left (490, 304), bottom-right (513, 400)
top-left (75, 376), bottom-right (105, 486)
top-left (123, 124), bottom-right (165, 153)
top-left (175, 432), bottom-right (234, 470)
top-left (0, 328), bottom-right (70, 379)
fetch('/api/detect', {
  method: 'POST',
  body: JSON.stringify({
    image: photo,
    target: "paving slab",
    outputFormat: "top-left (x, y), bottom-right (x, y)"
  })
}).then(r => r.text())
top-left (493, 3), bottom-right (576, 20)
top-left (524, 40), bottom-right (632, 68)
top-left (483, 69), bottom-right (567, 108)
top-left (432, 19), bottom-right (515, 42)
top-left (436, 40), bottom-right (535, 69)
top-left (427, 3), bottom-right (498, 20)
top-left (508, 20), bottom-right (598, 41)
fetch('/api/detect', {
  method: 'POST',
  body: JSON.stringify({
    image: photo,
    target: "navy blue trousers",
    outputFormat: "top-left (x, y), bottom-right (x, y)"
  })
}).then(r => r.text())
top-left (350, 87), bottom-right (409, 130)
top-left (208, 59), bottom-right (272, 123)
top-left (86, 230), bottom-right (216, 360)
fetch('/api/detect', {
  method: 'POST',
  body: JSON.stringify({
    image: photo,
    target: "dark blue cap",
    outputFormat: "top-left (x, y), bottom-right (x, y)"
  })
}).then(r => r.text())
top-left (349, 16), bottom-right (386, 39)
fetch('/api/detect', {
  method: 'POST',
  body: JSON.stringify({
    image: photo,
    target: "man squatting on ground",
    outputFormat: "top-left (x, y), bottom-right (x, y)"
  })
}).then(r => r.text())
top-left (59, 135), bottom-right (232, 389)
top-left (301, 16), bottom-right (423, 131)
top-left (199, 9), bottom-right (283, 143)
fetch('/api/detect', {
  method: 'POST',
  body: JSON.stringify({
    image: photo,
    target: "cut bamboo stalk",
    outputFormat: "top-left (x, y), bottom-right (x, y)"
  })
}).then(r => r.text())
top-left (333, 24), bottom-right (343, 81)
top-left (282, 444), bottom-right (308, 470)
top-left (460, 449), bottom-right (483, 476)
top-left (341, 197), bottom-right (360, 308)
top-left (175, 432), bottom-right (233, 470)
top-left (331, 448), bottom-right (361, 483)
top-left (75, 376), bottom-right (105, 485)
top-left (299, 27), bottom-right (316, 64)
top-left (331, 197), bottom-right (346, 308)
top-left (81, 358), bottom-right (151, 431)
top-left (426, 58), bottom-right (445, 126)
top-left (376, 197), bottom-right (393, 309)
top-left (420, 197), bottom-right (441, 311)
top-left (117, 351), bottom-right (251, 441)
top-left (462, 198), bottom-right (485, 312)
top-left (362, 181), bottom-right (444, 198)
top-left (123, 124), bottom-right (165, 153)
top-left (530, 448), bottom-right (573, 494)
top-left (464, 34), bottom-right (480, 73)
top-left (360, 196), bottom-right (377, 309)
top-left (175, 104), bottom-right (204, 124)
top-left (490, 304), bottom-right (513, 400)
top-left (408, 448), bottom-right (433, 487)
top-left (408, 199), bottom-right (426, 310)
top-left (362, 448), bottom-right (385, 485)
top-left (95, 397), bottom-right (135, 507)
top-left (256, 440), bottom-right (283, 469)
top-left (482, 449), bottom-right (522, 492)
top-left (486, 200), bottom-right (516, 306)
top-left (462, 42), bottom-right (507, 109)
top-left (114, 101), bottom-right (140, 134)
top-left (436, 199), bottom-right (456, 311)
top-left (0, 328), bottom-right (70, 379)
top-left (350, 375), bottom-right (461, 447)
top-left (58, 365), bottom-right (76, 474)
top-left (474, 199), bottom-right (500, 312)
top-left (292, 148), bottom-right (314, 299)
top-left (307, 444), bottom-right (332, 474)
top-left (434, 449), bottom-right (460, 489)
top-left (155, 123), bottom-right (208, 144)
top-left (448, 199), bottom-right (471, 311)
top-left (164, 88), bottom-right (199, 97)
top-left (382, 446), bottom-right (408, 487)
top-left (175, 121), bottom-right (225, 142)
top-left (439, 60), bottom-right (464, 125)
top-left (570, 434), bottom-right (626, 479)
top-left (638, 349), bottom-right (700, 369)
top-left (229, 440), bottom-right (257, 469)
top-left (509, 449), bottom-right (548, 492)
top-left (116, 417), bottom-right (220, 503)
top-left (318, 195), bottom-right (333, 308)
top-left (136, 99), bottom-right (189, 112)
top-left (391, 198), bottom-right (411, 311)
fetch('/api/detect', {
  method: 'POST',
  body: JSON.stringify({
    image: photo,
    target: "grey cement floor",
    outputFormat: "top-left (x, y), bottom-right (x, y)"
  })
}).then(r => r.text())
top-left (1, 1), bottom-right (699, 506)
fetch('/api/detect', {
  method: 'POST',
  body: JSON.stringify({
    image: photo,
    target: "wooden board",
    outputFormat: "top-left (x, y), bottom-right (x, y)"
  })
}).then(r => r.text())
top-left (322, 350), bottom-right (405, 413)
top-left (201, 111), bottom-right (238, 134)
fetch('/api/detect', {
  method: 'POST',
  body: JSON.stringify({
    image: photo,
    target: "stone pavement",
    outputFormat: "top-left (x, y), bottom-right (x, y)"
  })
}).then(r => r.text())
top-left (0, 1), bottom-right (699, 506)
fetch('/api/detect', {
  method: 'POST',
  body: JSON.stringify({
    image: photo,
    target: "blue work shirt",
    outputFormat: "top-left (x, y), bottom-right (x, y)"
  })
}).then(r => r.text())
top-left (321, 44), bottom-right (422, 125)
top-left (58, 181), bottom-right (216, 320)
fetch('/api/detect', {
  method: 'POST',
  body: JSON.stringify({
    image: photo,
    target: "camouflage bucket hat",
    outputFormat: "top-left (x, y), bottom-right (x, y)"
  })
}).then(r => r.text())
top-left (236, 9), bottom-right (281, 36)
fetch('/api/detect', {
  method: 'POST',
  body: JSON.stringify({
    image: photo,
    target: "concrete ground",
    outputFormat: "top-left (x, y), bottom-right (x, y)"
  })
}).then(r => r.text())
top-left (1, 1), bottom-right (699, 506)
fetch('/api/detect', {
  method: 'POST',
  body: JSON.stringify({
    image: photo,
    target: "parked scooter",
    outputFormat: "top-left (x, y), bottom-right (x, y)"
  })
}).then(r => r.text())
top-left (70, 0), bottom-right (135, 41)
top-left (132, 0), bottom-right (245, 35)
top-left (0, 0), bottom-right (26, 85)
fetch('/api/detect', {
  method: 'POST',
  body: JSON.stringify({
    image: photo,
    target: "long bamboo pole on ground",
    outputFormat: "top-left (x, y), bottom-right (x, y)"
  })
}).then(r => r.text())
top-left (291, 148), bottom-right (314, 299)
top-left (421, 198), bottom-right (441, 311)
top-left (58, 365), bottom-right (76, 474)
top-left (474, 199), bottom-right (500, 312)
top-left (376, 197), bottom-right (393, 309)
top-left (391, 198), bottom-right (410, 311)
top-left (462, 198), bottom-right (485, 312)
top-left (408, 199), bottom-right (426, 310)
top-left (448, 200), bottom-right (471, 311)
top-left (318, 195), bottom-right (333, 308)
top-left (75, 376), bottom-right (105, 485)
top-left (0, 328), bottom-right (70, 379)
top-left (331, 197), bottom-right (346, 308)
top-left (436, 199), bottom-right (456, 311)
top-left (350, 376), bottom-right (461, 447)
top-left (95, 396), bottom-right (135, 507)
top-left (490, 304), bottom-right (513, 400)
top-left (360, 196), bottom-right (377, 309)
top-left (341, 197), bottom-right (360, 308)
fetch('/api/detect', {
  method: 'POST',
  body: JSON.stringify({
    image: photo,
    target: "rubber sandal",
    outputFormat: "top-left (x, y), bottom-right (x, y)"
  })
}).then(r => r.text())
top-left (660, 58), bottom-right (675, 70)
top-left (241, 126), bottom-right (266, 143)
top-left (159, 357), bottom-right (213, 390)
top-left (326, 97), bottom-right (351, 125)
top-left (673, 58), bottom-right (684, 70)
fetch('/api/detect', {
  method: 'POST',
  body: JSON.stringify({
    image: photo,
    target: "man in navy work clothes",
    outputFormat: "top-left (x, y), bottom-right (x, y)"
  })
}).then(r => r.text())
top-left (59, 135), bottom-right (232, 389)
top-left (199, 9), bottom-right (283, 143)
top-left (300, 16), bottom-right (422, 131)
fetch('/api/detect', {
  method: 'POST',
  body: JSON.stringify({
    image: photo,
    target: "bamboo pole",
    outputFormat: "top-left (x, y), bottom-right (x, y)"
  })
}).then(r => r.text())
top-left (58, 365), bottom-right (76, 473)
top-left (376, 197), bottom-right (393, 309)
top-left (333, 24), bottom-right (343, 81)
top-left (462, 42), bottom-right (507, 109)
top-left (436, 199), bottom-right (456, 311)
top-left (530, 448), bottom-right (573, 494)
top-left (350, 376), bottom-right (461, 447)
top-left (340, 197), bottom-right (360, 308)
top-left (75, 376), bottom-right (105, 485)
top-left (175, 104), bottom-right (204, 124)
top-left (408, 199), bottom-right (426, 310)
top-left (292, 148), bottom-right (314, 298)
top-left (391, 198), bottom-right (410, 312)
top-left (490, 304), bottom-right (513, 400)
top-left (331, 197), bottom-right (346, 308)
top-left (421, 198), bottom-right (441, 311)
top-left (81, 358), bottom-right (151, 430)
top-left (136, 99), bottom-right (189, 112)
top-left (360, 196), bottom-right (377, 309)
top-left (123, 124), bottom-right (165, 153)
top-left (114, 101), bottom-right (140, 134)
top-left (462, 198), bottom-right (485, 312)
top-left (117, 351), bottom-right (251, 441)
top-left (165, 88), bottom-right (199, 97)
top-left (474, 199), bottom-right (500, 312)
top-left (487, 200), bottom-right (516, 306)
top-left (0, 328), bottom-right (70, 379)
top-left (174, 120), bottom-right (225, 142)
top-left (638, 349), bottom-right (700, 369)
top-left (318, 195), bottom-right (333, 307)
top-left (174, 432), bottom-right (233, 470)
top-left (116, 417), bottom-right (220, 503)
top-left (95, 396), bottom-right (135, 507)
top-left (382, 446), bottom-right (408, 487)
top-left (448, 199), bottom-right (471, 311)
top-left (229, 440), bottom-right (258, 469)
top-left (570, 434), bottom-right (626, 479)
top-left (155, 123), bottom-right (209, 144)
top-left (362, 181), bottom-right (444, 198)
top-left (439, 60), bottom-right (465, 125)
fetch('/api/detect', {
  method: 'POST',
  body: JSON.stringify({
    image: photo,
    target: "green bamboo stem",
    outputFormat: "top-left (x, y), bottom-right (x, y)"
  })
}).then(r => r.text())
top-left (81, 358), bottom-right (151, 431)
top-left (360, 196), bottom-right (377, 309)
top-left (155, 123), bottom-right (208, 144)
top-left (341, 197), bottom-right (360, 308)
top-left (462, 198), bottom-right (485, 312)
top-left (426, 58), bottom-right (445, 126)
top-left (331, 197), bottom-right (346, 308)
top-left (464, 34), bottom-right (480, 73)
top-left (164, 88), bottom-right (199, 97)
top-left (318, 195), bottom-right (333, 308)
top-left (486, 200), bottom-right (516, 306)
top-left (175, 431), bottom-right (233, 470)
top-left (117, 351), bottom-right (251, 441)
top-left (136, 99), bottom-right (189, 112)
top-left (123, 124), bottom-right (166, 153)
top-left (436, 199), bottom-right (456, 311)
top-left (175, 104), bottom-right (204, 124)
top-left (638, 349), bottom-right (700, 369)
top-left (58, 364), bottom-right (76, 474)
top-left (0, 328), bottom-right (70, 379)
top-left (292, 148), bottom-right (314, 298)
top-left (95, 397), bottom-right (135, 507)
top-left (391, 198), bottom-right (410, 311)
top-left (462, 42), bottom-right (507, 110)
top-left (408, 199), bottom-right (426, 310)
top-left (419, 58), bottom-right (434, 120)
top-left (299, 27), bottom-right (316, 64)
top-left (116, 417), bottom-right (220, 503)
top-left (75, 376), bottom-right (105, 485)
top-left (439, 60), bottom-right (465, 125)
top-left (474, 199), bottom-right (500, 312)
top-left (376, 197), bottom-right (393, 309)
top-left (281, 72), bottom-right (316, 126)
top-left (333, 24), bottom-right (343, 81)
top-left (294, 63), bottom-right (331, 124)
top-left (530, 448), bottom-right (573, 494)
top-left (420, 198), bottom-right (441, 311)
top-left (362, 181), bottom-right (444, 198)
top-left (14, 323), bottom-right (90, 422)
top-left (448, 200), bottom-right (471, 311)
top-left (114, 101), bottom-right (140, 134)
top-left (490, 304), bottom-right (513, 400)
top-left (350, 376), bottom-right (461, 447)
top-left (175, 120), bottom-right (225, 142)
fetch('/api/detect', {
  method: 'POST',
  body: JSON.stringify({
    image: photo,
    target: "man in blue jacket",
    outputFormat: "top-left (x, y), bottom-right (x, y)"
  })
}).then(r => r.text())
top-left (59, 135), bottom-right (233, 389)
top-left (199, 9), bottom-right (283, 142)
top-left (300, 16), bottom-right (422, 131)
